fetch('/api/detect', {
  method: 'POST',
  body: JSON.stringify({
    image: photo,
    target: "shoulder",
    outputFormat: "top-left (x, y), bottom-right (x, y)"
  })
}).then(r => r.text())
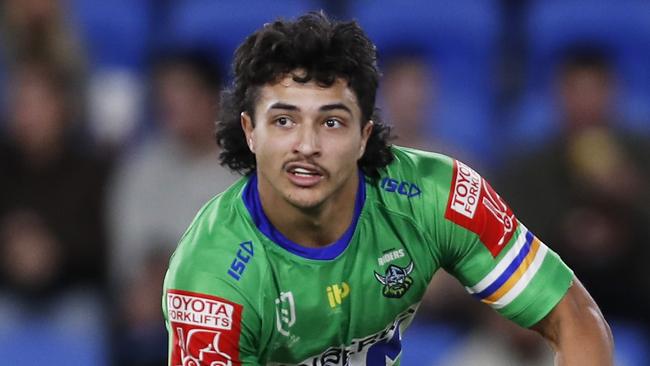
top-left (369, 145), bottom-right (495, 241)
top-left (387, 145), bottom-right (455, 173)
top-left (383, 145), bottom-right (457, 191)
top-left (371, 146), bottom-right (457, 210)
top-left (166, 176), bottom-right (269, 292)
top-left (361, 146), bottom-right (465, 245)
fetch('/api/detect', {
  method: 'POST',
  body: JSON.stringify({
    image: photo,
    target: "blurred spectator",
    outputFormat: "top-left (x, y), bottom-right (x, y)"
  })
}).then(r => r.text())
top-left (0, 59), bottom-right (109, 292)
top-left (438, 307), bottom-right (553, 366)
top-left (108, 50), bottom-right (237, 365)
top-left (0, 59), bottom-right (109, 365)
top-left (497, 48), bottom-right (650, 363)
top-left (381, 54), bottom-right (436, 150)
top-left (380, 53), bottom-right (478, 166)
top-left (0, 0), bottom-right (85, 77)
top-left (115, 248), bottom-right (169, 366)
top-left (0, 0), bottom-right (86, 132)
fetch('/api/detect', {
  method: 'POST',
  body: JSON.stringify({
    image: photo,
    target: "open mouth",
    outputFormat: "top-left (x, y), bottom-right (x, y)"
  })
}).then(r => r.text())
top-left (289, 167), bottom-right (321, 177)
top-left (285, 164), bottom-right (324, 187)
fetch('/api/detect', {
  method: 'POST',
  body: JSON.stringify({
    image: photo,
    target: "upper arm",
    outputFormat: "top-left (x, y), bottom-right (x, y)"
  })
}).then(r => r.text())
top-left (163, 223), bottom-right (263, 366)
top-left (530, 277), bottom-right (614, 365)
top-left (164, 266), bottom-right (262, 366)
top-left (432, 158), bottom-right (575, 327)
top-left (531, 276), bottom-right (612, 345)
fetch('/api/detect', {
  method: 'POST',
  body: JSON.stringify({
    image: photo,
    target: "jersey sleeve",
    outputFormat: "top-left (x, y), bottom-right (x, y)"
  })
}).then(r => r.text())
top-left (162, 208), bottom-right (262, 365)
top-left (434, 158), bottom-right (574, 327)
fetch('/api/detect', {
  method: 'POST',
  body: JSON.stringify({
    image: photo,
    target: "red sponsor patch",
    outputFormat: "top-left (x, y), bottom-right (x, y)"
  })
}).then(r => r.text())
top-left (167, 289), bottom-right (242, 366)
top-left (445, 160), bottom-right (518, 257)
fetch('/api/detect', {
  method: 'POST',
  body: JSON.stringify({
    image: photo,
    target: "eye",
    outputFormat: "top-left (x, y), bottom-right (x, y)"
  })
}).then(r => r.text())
top-left (324, 118), bottom-right (342, 128)
top-left (274, 116), bottom-right (294, 128)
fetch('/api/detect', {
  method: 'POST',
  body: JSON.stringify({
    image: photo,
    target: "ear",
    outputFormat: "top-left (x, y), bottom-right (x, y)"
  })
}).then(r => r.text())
top-left (241, 112), bottom-right (255, 153)
top-left (358, 120), bottom-right (374, 158)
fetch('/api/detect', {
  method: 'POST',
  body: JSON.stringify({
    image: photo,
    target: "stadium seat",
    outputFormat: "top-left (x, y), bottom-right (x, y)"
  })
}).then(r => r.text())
top-left (511, 0), bottom-right (650, 146)
top-left (68, 0), bottom-right (152, 70)
top-left (162, 0), bottom-right (320, 76)
top-left (350, 0), bottom-right (502, 165)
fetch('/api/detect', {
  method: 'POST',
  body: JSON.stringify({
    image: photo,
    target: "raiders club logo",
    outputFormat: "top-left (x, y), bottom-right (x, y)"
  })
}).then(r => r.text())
top-left (374, 262), bottom-right (414, 298)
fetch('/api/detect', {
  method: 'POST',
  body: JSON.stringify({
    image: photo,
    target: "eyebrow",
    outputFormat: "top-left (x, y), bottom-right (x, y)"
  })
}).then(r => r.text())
top-left (269, 102), bottom-right (299, 111)
top-left (319, 103), bottom-right (352, 115)
top-left (268, 102), bottom-right (352, 115)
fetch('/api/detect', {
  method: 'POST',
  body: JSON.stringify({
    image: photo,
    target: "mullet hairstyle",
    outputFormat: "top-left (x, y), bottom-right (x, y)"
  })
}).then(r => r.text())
top-left (216, 11), bottom-right (394, 177)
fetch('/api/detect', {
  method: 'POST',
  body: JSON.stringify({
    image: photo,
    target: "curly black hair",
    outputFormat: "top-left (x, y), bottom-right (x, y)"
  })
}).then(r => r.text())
top-left (215, 11), bottom-right (394, 177)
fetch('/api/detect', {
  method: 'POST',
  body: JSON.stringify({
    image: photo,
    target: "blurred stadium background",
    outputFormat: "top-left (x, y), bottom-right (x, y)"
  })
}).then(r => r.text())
top-left (0, 0), bottom-right (648, 365)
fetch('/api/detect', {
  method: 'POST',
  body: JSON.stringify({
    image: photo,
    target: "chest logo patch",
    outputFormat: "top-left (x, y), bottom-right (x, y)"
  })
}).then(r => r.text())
top-left (326, 282), bottom-right (350, 308)
top-left (274, 291), bottom-right (296, 337)
top-left (374, 262), bottom-right (414, 298)
top-left (377, 248), bottom-right (405, 266)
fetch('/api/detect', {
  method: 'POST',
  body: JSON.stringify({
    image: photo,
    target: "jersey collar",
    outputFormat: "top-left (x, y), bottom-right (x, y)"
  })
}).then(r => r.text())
top-left (242, 170), bottom-right (366, 260)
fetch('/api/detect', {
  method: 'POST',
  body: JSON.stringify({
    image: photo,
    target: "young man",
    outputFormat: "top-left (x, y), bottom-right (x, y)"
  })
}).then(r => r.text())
top-left (163, 13), bottom-right (613, 365)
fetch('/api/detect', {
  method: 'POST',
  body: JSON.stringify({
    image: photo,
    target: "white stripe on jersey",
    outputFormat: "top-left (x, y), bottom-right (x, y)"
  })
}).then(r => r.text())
top-left (466, 225), bottom-right (529, 294)
top-left (492, 245), bottom-right (548, 309)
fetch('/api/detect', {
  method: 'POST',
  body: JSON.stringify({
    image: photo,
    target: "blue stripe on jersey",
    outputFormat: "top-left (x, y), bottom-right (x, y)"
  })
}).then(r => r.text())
top-left (242, 171), bottom-right (366, 260)
top-left (473, 231), bottom-right (534, 300)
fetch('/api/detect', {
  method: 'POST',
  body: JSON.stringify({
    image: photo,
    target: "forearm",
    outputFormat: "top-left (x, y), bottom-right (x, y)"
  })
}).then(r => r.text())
top-left (551, 306), bottom-right (613, 365)
top-left (533, 278), bottom-right (614, 366)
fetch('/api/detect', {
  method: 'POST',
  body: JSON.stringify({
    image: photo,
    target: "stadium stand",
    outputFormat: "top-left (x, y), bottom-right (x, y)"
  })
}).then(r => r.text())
top-left (162, 0), bottom-right (319, 76)
top-left (351, 0), bottom-right (502, 166)
top-left (510, 0), bottom-right (650, 147)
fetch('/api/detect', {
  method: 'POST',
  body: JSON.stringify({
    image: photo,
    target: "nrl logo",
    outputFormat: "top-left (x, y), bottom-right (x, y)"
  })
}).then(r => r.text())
top-left (374, 262), bottom-right (414, 298)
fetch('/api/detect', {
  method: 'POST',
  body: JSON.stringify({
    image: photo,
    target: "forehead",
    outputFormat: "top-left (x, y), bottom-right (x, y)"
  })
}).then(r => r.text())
top-left (256, 73), bottom-right (360, 112)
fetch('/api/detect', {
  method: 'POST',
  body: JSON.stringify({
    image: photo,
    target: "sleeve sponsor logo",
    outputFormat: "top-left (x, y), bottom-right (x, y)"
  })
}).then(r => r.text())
top-left (445, 160), bottom-right (518, 257)
top-left (168, 290), bottom-right (242, 366)
top-left (168, 292), bottom-right (235, 329)
top-left (380, 177), bottom-right (422, 198)
top-left (448, 161), bottom-right (482, 218)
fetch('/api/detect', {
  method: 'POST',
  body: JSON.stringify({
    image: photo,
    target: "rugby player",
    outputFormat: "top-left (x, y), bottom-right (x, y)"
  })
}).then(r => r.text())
top-left (163, 12), bottom-right (613, 365)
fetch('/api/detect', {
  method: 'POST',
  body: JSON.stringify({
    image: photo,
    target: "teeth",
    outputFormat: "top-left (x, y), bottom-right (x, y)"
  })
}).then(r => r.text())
top-left (291, 167), bottom-right (319, 177)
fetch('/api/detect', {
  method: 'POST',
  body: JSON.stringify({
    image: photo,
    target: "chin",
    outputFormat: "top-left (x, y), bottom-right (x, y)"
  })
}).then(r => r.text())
top-left (284, 189), bottom-right (327, 210)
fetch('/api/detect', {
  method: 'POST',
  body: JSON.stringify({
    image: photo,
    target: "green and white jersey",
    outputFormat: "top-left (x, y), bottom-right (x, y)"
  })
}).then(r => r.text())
top-left (163, 146), bottom-right (573, 366)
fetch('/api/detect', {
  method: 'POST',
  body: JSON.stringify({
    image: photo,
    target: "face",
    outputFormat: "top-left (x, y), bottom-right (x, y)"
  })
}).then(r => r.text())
top-left (157, 66), bottom-right (216, 142)
top-left (241, 72), bottom-right (373, 210)
top-left (383, 58), bottom-right (435, 128)
top-left (10, 69), bottom-right (67, 152)
top-left (558, 68), bottom-right (614, 128)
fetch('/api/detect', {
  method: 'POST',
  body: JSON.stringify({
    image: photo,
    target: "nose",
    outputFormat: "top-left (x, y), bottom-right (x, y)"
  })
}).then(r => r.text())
top-left (293, 123), bottom-right (321, 157)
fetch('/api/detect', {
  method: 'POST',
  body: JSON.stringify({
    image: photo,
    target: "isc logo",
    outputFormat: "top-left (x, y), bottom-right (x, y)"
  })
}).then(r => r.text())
top-left (326, 282), bottom-right (350, 308)
top-left (227, 241), bottom-right (254, 281)
top-left (380, 177), bottom-right (421, 198)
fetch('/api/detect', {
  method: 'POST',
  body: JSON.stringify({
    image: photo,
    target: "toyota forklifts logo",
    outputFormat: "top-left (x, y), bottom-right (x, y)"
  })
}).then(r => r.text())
top-left (445, 160), bottom-right (518, 257)
top-left (174, 329), bottom-right (232, 366)
top-left (167, 290), bottom-right (242, 366)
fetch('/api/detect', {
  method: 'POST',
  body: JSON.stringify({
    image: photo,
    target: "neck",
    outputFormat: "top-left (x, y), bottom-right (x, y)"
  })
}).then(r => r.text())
top-left (257, 172), bottom-right (359, 248)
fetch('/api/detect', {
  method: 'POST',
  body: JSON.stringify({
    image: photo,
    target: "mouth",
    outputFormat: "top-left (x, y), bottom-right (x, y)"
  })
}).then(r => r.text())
top-left (285, 163), bottom-right (324, 188)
